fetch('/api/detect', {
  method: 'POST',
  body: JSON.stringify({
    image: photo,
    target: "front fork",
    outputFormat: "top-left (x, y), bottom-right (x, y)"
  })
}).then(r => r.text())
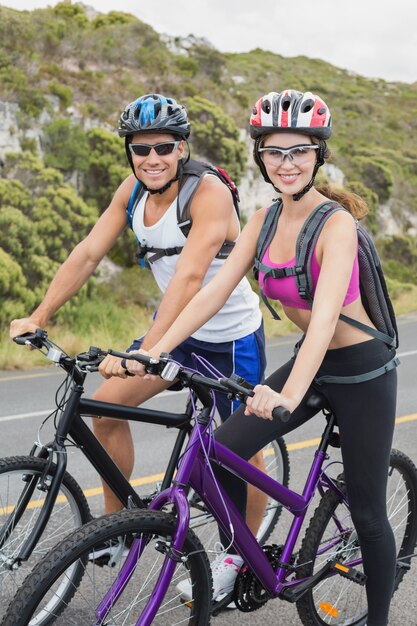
top-left (94, 487), bottom-right (191, 626)
top-left (96, 408), bottom-right (212, 625)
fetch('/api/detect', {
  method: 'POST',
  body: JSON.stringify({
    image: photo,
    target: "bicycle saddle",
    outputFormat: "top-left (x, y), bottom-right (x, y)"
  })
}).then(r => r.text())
top-left (306, 393), bottom-right (329, 411)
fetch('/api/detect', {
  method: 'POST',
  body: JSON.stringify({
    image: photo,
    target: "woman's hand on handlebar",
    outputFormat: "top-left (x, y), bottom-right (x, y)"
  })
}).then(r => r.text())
top-left (245, 384), bottom-right (295, 421)
top-left (121, 350), bottom-right (158, 380)
top-left (99, 349), bottom-right (157, 380)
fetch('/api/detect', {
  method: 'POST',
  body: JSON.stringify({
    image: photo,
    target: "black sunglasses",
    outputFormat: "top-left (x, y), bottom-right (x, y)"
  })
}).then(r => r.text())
top-left (128, 141), bottom-right (180, 157)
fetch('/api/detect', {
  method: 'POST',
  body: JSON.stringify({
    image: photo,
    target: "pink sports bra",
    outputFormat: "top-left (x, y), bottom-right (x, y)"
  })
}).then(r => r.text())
top-left (258, 244), bottom-right (360, 310)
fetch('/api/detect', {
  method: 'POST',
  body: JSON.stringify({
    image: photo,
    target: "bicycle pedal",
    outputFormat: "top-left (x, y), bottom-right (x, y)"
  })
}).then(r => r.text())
top-left (332, 561), bottom-right (367, 585)
top-left (211, 592), bottom-right (235, 615)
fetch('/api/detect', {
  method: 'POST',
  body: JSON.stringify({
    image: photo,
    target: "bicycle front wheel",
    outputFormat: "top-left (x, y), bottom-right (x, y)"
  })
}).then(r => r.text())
top-left (296, 449), bottom-right (417, 626)
top-left (0, 455), bottom-right (91, 621)
top-left (2, 508), bottom-right (212, 626)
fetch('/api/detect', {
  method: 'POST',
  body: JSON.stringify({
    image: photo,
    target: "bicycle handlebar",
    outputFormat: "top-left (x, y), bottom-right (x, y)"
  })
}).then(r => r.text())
top-left (12, 331), bottom-right (291, 422)
top-left (13, 330), bottom-right (105, 374)
top-left (108, 349), bottom-right (291, 423)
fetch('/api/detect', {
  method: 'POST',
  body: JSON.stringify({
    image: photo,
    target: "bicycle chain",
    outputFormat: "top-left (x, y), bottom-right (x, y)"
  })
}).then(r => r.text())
top-left (234, 544), bottom-right (288, 612)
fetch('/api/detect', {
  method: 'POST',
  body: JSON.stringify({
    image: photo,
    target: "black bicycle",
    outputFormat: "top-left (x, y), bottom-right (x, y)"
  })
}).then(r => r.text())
top-left (0, 329), bottom-right (289, 621)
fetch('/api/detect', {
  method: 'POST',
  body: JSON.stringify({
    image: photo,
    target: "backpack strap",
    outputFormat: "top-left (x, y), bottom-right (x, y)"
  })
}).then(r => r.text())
top-left (253, 200), bottom-right (286, 320)
top-left (176, 161), bottom-right (239, 259)
top-left (255, 199), bottom-right (397, 349)
top-left (344, 226), bottom-right (398, 348)
top-left (126, 180), bottom-right (144, 230)
top-left (295, 203), bottom-right (397, 347)
top-left (126, 160), bottom-right (238, 265)
top-left (294, 201), bottom-right (342, 303)
top-left (135, 244), bottom-right (184, 265)
top-left (315, 354), bottom-right (400, 384)
top-left (338, 313), bottom-right (396, 346)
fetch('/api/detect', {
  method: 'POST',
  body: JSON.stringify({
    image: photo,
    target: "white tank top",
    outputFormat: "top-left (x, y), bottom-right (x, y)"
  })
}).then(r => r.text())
top-left (132, 191), bottom-right (262, 342)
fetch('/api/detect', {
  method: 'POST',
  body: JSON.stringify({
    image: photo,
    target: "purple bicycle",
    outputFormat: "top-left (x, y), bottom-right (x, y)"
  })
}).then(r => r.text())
top-left (3, 351), bottom-right (417, 626)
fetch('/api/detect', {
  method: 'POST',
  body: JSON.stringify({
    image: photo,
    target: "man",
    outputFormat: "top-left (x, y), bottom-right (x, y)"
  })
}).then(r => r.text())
top-left (10, 93), bottom-right (267, 560)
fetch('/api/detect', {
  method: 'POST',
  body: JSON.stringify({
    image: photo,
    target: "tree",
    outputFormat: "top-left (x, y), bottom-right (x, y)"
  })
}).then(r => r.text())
top-left (43, 118), bottom-right (89, 173)
top-left (185, 96), bottom-right (247, 184)
top-left (82, 128), bottom-right (129, 211)
top-left (0, 153), bottom-right (97, 330)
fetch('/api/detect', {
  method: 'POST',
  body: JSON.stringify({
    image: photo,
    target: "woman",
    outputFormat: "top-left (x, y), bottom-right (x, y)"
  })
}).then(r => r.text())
top-left (126, 89), bottom-right (398, 625)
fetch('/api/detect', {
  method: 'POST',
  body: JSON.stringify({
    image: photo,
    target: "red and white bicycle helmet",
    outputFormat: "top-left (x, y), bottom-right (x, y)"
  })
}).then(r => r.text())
top-left (250, 89), bottom-right (331, 140)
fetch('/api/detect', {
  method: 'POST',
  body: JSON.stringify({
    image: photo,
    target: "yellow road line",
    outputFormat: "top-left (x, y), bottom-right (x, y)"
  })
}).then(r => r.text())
top-left (1, 413), bottom-right (416, 516)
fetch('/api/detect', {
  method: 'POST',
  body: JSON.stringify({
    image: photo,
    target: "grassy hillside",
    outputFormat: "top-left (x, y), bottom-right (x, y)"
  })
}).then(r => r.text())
top-left (0, 2), bottom-right (416, 366)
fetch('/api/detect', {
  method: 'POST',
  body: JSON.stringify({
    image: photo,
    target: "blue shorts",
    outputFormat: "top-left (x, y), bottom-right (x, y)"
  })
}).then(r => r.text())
top-left (127, 322), bottom-right (266, 422)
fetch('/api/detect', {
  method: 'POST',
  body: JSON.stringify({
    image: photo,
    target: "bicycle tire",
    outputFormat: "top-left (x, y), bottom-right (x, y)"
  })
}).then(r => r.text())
top-left (0, 455), bottom-right (91, 622)
top-left (2, 508), bottom-right (212, 626)
top-left (189, 436), bottom-right (290, 551)
top-left (295, 449), bottom-right (417, 626)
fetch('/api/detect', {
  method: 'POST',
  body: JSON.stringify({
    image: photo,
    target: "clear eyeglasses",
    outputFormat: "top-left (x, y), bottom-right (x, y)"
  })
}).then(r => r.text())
top-left (257, 144), bottom-right (319, 164)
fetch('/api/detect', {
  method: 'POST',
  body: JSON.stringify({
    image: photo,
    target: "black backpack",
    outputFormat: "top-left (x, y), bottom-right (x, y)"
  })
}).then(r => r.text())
top-left (253, 200), bottom-right (399, 383)
top-left (126, 159), bottom-right (240, 264)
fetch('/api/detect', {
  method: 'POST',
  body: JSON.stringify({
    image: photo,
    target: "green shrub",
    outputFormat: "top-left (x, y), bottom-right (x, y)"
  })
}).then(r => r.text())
top-left (92, 11), bottom-right (137, 28)
top-left (0, 248), bottom-right (35, 327)
top-left (43, 118), bottom-right (89, 172)
top-left (82, 128), bottom-right (129, 210)
top-left (48, 81), bottom-right (72, 107)
top-left (174, 55), bottom-right (199, 77)
top-left (0, 154), bottom-right (97, 332)
top-left (345, 180), bottom-right (379, 234)
top-left (52, 2), bottom-right (88, 27)
top-left (185, 95), bottom-right (247, 183)
top-left (353, 156), bottom-right (394, 204)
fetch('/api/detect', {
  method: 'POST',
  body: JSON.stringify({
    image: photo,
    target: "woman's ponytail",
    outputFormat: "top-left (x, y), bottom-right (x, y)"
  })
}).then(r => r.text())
top-left (315, 184), bottom-right (369, 220)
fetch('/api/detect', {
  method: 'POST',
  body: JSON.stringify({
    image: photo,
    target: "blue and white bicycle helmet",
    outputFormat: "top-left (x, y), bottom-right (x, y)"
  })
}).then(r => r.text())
top-left (119, 94), bottom-right (191, 193)
top-left (118, 94), bottom-right (190, 139)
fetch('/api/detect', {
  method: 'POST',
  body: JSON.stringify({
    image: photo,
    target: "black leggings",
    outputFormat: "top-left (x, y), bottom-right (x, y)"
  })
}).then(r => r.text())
top-left (215, 339), bottom-right (397, 626)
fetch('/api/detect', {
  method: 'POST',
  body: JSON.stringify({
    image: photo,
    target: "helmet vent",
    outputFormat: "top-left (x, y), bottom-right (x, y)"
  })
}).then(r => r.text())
top-left (281, 98), bottom-right (291, 111)
top-left (262, 100), bottom-right (271, 114)
top-left (301, 99), bottom-right (314, 112)
top-left (318, 107), bottom-right (326, 115)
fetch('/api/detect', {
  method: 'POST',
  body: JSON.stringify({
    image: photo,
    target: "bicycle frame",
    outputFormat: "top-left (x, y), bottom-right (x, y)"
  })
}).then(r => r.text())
top-left (5, 384), bottom-right (194, 564)
top-left (95, 407), bottom-right (348, 626)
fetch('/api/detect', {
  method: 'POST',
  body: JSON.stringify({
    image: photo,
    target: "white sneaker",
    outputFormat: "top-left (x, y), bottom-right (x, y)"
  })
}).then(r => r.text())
top-left (176, 552), bottom-right (243, 606)
top-left (88, 535), bottom-right (133, 567)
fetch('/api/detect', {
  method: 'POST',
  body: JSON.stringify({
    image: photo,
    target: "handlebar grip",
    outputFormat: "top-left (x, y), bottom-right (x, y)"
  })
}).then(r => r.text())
top-left (120, 358), bottom-right (135, 377)
top-left (13, 329), bottom-right (48, 349)
top-left (13, 335), bottom-right (32, 345)
top-left (272, 406), bottom-right (291, 422)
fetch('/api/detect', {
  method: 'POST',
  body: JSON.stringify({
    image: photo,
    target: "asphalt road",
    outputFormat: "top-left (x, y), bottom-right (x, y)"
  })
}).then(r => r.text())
top-left (1, 313), bottom-right (417, 625)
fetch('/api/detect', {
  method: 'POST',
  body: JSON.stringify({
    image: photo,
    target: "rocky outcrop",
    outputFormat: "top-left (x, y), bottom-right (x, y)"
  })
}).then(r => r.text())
top-left (0, 102), bottom-right (20, 158)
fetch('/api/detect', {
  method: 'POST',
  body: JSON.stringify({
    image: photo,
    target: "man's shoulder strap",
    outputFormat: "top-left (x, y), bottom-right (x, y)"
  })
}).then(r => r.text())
top-left (176, 159), bottom-right (240, 237)
top-left (126, 180), bottom-right (144, 230)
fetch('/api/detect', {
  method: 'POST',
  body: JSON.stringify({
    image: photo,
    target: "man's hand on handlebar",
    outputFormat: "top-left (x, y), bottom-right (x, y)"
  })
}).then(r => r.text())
top-left (10, 318), bottom-right (43, 345)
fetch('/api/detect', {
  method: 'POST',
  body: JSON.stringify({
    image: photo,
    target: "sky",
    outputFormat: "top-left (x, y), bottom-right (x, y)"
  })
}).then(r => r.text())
top-left (1, 0), bottom-right (416, 84)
